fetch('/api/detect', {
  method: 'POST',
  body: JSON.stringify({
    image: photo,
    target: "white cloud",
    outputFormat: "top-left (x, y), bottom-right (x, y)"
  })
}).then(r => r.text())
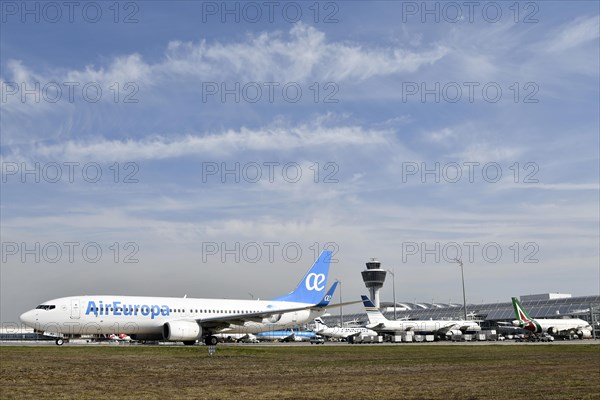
top-left (162, 23), bottom-right (449, 82)
top-left (0, 23), bottom-right (449, 113)
top-left (546, 15), bottom-right (600, 53)
top-left (28, 118), bottom-right (390, 160)
top-left (423, 128), bottom-right (454, 144)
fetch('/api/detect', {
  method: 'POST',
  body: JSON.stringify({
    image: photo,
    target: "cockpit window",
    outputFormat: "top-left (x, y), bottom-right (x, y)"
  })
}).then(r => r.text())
top-left (35, 305), bottom-right (56, 310)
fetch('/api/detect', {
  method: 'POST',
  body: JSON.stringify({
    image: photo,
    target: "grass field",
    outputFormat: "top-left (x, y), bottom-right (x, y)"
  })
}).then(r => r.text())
top-left (1, 344), bottom-right (599, 399)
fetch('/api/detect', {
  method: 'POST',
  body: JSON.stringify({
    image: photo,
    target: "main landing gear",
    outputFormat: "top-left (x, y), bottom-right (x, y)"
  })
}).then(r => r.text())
top-left (204, 336), bottom-right (218, 346)
top-left (203, 335), bottom-right (218, 356)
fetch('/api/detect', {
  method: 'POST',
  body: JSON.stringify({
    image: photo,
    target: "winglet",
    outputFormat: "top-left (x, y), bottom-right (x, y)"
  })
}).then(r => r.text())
top-left (314, 281), bottom-right (338, 308)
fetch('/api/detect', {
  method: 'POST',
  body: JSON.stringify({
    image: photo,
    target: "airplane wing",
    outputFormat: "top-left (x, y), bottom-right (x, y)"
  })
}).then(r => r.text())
top-left (323, 300), bottom-right (363, 308)
top-left (434, 323), bottom-right (461, 335)
top-left (283, 332), bottom-right (295, 342)
top-left (194, 304), bottom-right (322, 331)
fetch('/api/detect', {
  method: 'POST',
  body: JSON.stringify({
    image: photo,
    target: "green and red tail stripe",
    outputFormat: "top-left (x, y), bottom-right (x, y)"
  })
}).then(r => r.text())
top-left (511, 297), bottom-right (542, 333)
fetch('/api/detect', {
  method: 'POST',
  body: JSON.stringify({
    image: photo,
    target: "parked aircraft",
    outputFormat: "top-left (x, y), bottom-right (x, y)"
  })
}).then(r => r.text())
top-left (256, 329), bottom-right (316, 342)
top-left (361, 295), bottom-right (479, 336)
top-left (20, 251), bottom-right (339, 346)
top-left (511, 297), bottom-right (592, 338)
top-left (313, 317), bottom-right (377, 339)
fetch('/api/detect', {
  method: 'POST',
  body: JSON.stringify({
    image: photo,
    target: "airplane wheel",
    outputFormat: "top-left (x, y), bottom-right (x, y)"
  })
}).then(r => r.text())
top-left (204, 336), bottom-right (218, 346)
top-left (55, 339), bottom-right (64, 346)
top-left (183, 340), bottom-right (196, 346)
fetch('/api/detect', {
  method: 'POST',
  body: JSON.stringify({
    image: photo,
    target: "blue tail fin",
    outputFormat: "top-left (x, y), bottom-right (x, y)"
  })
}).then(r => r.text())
top-left (361, 295), bottom-right (388, 325)
top-left (272, 250), bottom-right (332, 304)
top-left (314, 281), bottom-right (338, 308)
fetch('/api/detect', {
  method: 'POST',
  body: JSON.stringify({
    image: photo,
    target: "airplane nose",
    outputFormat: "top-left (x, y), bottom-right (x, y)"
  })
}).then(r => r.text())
top-left (20, 310), bottom-right (36, 327)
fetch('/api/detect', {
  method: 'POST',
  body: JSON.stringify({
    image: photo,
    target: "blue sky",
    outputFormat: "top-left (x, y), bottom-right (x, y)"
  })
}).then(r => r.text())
top-left (1, 1), bottom-right (599, 323)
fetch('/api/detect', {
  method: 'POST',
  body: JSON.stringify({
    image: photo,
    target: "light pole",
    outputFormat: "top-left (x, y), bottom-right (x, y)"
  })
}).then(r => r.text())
top-left (452, 258), bottom-right (468, 320)
top-left (387, 269), bottom-right (397, 321)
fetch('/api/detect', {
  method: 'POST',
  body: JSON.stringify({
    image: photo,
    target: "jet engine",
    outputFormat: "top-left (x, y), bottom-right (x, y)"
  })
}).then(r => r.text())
top-left (578, 329), bottom-right (592, 339)
top-left (163, 321), bottom-right (202, 341)
top-left (265, 314), bottom-right (282, 323)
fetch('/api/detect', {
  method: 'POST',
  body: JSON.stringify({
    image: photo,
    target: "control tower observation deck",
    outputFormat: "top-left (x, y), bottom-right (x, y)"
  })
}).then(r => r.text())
top-left (361, 258), bottom-right (387, 308)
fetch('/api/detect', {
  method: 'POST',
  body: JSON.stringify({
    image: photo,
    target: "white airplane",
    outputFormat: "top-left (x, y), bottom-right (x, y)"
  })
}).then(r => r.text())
top-left (313, 317), bottom-right (377, 339)
top-left (511, 297), bottom-right (592, 338)
top-left (213, 333), bottom-right (258, 343)
top-left (361, 295), bottom-right (479, 336)
top-left (20, 251), bottom-right (340, 346)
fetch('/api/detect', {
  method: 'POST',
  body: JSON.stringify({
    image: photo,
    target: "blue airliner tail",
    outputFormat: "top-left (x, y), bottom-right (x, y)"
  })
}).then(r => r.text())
top-left (272, 250), bottom-right (332, 305)
top-left (314, 281), bottom-right (338, 308)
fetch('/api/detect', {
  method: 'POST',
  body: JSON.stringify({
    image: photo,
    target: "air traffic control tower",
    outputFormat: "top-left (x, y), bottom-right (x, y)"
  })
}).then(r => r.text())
top-left (361, 258), bottom-right (387, 308)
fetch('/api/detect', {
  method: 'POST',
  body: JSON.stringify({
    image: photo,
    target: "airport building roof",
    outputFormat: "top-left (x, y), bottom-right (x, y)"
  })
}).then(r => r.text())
top-left (324, 294), bottom-right (600, 326)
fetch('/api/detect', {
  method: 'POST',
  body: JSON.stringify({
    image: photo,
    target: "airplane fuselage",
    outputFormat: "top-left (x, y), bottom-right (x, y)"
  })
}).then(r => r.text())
top-left (370, 320), bottom-right (480, 334)
top-left (514, 317), bottom-right (592, 335)
top-left (20, 295), bottom-right (326, 338)
top-left (317, 326), bottom-right (377, 339)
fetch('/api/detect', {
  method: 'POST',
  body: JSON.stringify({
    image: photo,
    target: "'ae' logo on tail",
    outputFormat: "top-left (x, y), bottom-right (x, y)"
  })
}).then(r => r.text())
top-left (305, 273), bottom-right (326, 291)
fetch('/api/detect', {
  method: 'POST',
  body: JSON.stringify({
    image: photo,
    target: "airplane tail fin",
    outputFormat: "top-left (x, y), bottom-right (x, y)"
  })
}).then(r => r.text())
top-left (361, 295), bottom-right (388, 325)
top-left (272, 251), bottom-right (332, 305)
top-left (511, 297), bottom-right (533, 322)
top-left (314, 317), bottom-right (327, 331)
top-left (511, 297), bottom-right (541, 333)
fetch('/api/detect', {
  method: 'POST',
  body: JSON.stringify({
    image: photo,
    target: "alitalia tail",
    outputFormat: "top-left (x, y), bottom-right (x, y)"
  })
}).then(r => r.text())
top-left (20, 251), bottom-right (338, 346)
top-left (511, 297), bottom-right (592, 338)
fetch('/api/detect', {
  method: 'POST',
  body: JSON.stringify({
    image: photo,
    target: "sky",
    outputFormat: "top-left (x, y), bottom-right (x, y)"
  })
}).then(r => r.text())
top-left (1, 1), bottom-right (599, 324)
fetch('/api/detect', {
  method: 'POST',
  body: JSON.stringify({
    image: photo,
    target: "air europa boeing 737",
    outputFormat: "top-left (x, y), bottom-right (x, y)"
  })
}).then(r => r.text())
top-left (20, 251), bottom-right (340, 346)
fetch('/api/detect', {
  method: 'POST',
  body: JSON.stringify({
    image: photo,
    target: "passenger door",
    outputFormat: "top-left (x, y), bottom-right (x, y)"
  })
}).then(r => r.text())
top-left (70, 299), bottom-right (80, 319)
